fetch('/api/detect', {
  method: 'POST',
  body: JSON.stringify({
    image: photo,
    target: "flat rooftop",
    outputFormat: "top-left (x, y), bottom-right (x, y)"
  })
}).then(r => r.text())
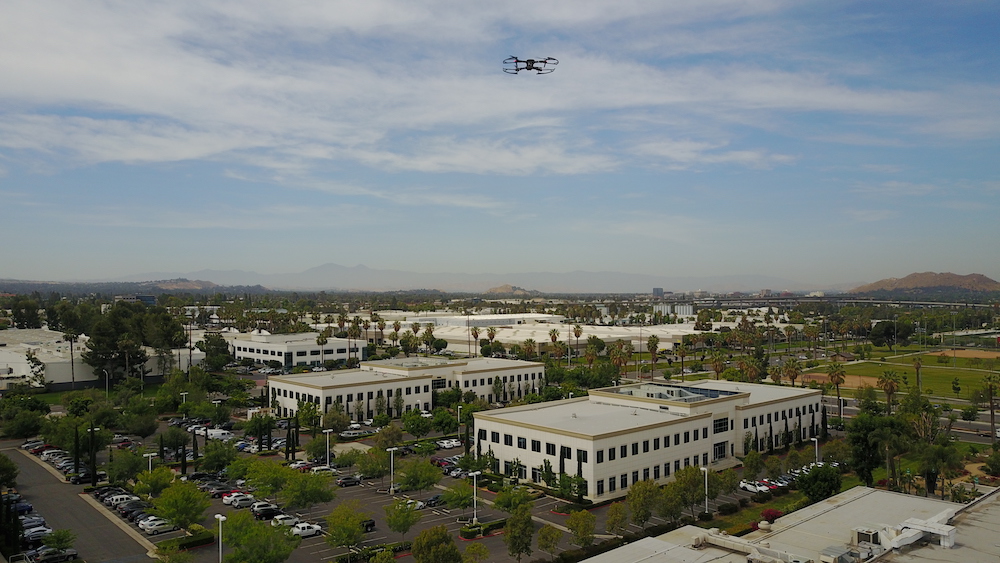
top-left (477, 397), bottom-right (685, 438)
top-left (269, 369), bottom-right (420, 389)
top-left (679, 379), bottom-right (819, 404)
top-left (363, 357), bottom-right (541, 372)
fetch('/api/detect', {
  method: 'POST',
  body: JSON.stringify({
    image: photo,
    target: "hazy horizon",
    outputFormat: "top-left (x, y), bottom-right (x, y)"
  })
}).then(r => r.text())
top-left (2, 2), bottom-right (998, 285)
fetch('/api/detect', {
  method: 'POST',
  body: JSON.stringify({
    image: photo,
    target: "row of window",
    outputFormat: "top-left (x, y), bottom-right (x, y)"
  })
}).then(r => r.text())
top-left (234, 346), bottom-right (356, 355)
top-left (594, 453), bottom-right (709, 495)
top-left (743, 404), bottom-right (819, 429)
top-left (594, 427), bottom-right (712, 464)
top-left (483, 430), bottom-right (589, 463)
top-left (273, 384), bottom-right (431, 404)
top-left (462, 372), bottom-right (539, 388)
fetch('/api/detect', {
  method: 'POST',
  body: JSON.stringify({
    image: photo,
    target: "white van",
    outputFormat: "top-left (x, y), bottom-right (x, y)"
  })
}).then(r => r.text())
top-left (339, 430), bottom-right (369, 440)
top-left (206, 429), bottom-right (234, 441)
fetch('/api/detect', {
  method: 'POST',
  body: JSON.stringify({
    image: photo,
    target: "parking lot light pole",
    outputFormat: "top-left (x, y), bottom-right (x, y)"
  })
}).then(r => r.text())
top-left (469, 471), bottom-right (482, 525)
top-left (88, 425), bottom-right (101, 487)
top-left (215, 514), bottom-right (226, 563)
top-left (457, 405), bottom-right (463, 434)
top-left (144, 453), bottom-right (157, 472)
top-left (387, 447), bottom-right (399, 493)
top-left (811, 437), bottom-right (819, 464)
top-left (323, 429), bottom-right (335, 468)
top-left (700, 467), bottom-right (709, 515)
top-left (180, 392), bottom-right (188, 404)
top-left (102, 369), bottom-right (110, 399)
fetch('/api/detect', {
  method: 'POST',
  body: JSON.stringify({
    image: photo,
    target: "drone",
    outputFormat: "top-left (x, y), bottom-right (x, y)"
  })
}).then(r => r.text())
top-left (503, 56), bottom-right (558, 74)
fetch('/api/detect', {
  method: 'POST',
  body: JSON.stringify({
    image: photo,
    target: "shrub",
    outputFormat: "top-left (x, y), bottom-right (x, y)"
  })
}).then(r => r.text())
top-left (698, 511), bottom-right (713, 521)
top-left (761, 508), bottom-right (783, 523)
top-left (459, 525), bottom-right (481, 539)
top-left (157, 529), bottom-right (214, 551)
top-left (482, 519), bottom-right (507, 535)
top-left (334, 542), bottom-right (412, 563)
top-left (486, 482), bottom-right (502, 493)
top-left (718, 503), bottom-right (739, 515)
top-left (752, 491), bottom-right (772, 503)
top-left (738, 498), bottom-right (749, 508)
top-left (679, 516), bottom-right (695, 526)
top-left (772, 486), bottom-right (788, 497)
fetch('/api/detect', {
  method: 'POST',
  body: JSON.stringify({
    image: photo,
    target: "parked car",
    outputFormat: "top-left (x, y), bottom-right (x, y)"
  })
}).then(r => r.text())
top-left (361, 518), bottom-right (376, 533)
top-left (25, 546), bottom-right (78, 562)
top-left (20, 515), bottom-right (46, 530)
top-left (425, 494), bottom-right (444, 507)
top-left (144, 520), bottom-right (179, 535)
top-left (21, 526), bottom-right (54, 543)
top-left (138, 517), bottom-right (169, 531)
top-left (289, 522), bottom-right (322, 537)
top-left (21, 440), bottom-right (45, 450)
top-left (405, 500), bottom-right (425, 510)
top-left (336, 476), bottom-right (361, 487)
top-left (231, 495), bottom-right (257, 509)
top-left (271, 514), bottom-right (300, 527)
top-left (253, 507), bottom-right (282, 521)
top-left (13, 501), bottom-right (34, 515)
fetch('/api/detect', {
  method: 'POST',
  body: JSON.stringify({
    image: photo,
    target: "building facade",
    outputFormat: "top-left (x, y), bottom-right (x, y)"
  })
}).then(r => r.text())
top-left (473, 380), bottom-right (821, 501)
top-left (229, 332), bottom-right (359, 368)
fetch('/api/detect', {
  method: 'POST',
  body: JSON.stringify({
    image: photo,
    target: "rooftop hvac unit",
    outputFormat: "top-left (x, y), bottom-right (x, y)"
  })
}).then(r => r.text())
top-left (852, 527), bottom-right (880, 546)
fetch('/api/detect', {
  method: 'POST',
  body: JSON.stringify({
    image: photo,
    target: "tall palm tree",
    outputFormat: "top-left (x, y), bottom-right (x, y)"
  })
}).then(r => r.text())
top-left (548, 328), bottom-right (560, 357)
top-left (769, 365), bottom-right (782, 385)
top-left (362, 320), bottom-right (371, 346)
top-left (392, 320), bottom-right (402, 339)
top-left (411, 322), bottom-right (421, 339)
top-left (522, 339), bottom-right (536, 360)
top-left (676, 345), bottom-right (689, 381)
top-left (584, 345), bottom-right (598, 370)
top-left (647, 335), bottom-right (660, 378)
top-left (877, 370), bottom-right (902, 414)
top-left (784, 325), bottom-right (796, 355)
top-left (377, 319), bottom-right (386, 346)
top-left (63, 330), bottom-right (79, 390)
top-left (573, 324), bottom-right (583, 360)
top-left (782, 358), bottom-right (802, 388)
top-left (826, 362), bottom-right (847, 418)
top-left (486, 326), bottom-right (497, 344)
top-left (984, 373), bottom-right (999, 445)
top-left (710, 350), bottom-right (726, 380)
top-left (804, 325), bottom-right (820, 358)
top-left (316, 329), bottom-right (329, 367)
top-left (470, 326), bottom-right (480, 357)
top-left (912, 357), bottom-right (924, 391)
top-left (347, 321), bottom-right (362, 361)
top-left (337, 312), bottom-right (348, 334)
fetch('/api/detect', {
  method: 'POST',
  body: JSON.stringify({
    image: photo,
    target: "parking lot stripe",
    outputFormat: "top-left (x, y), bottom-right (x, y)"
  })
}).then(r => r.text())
top-left (79, 493), bottom-right (159, 555)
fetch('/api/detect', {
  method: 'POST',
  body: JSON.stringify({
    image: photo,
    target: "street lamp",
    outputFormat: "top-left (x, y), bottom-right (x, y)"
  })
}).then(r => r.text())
top-left (214, 514), bottom-right (227, 563)
top-left (700, 467), bottom-right (709, 515)
top-left (469, 471), bottom-right (482, 524)
top-left (88, 425), bottom-right (101, 486)
top-left (810, 437), bottom-right (819, 464)
top-left (102, 369), bottom-right (110, 399)
top-left (180, 392), bottom-right (189, 404)
top-left (323, 429), bottom-right (335, 468)
top-left (457, 405), bottom-right (463, 434)
top-left (387, 447), bottom-right (399, 494)
top-left (143, 453), bottom-right (157, 472)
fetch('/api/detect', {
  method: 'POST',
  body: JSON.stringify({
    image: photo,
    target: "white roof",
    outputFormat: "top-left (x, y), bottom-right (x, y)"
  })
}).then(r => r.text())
top-left (478, 397), bottom-right (686, 437)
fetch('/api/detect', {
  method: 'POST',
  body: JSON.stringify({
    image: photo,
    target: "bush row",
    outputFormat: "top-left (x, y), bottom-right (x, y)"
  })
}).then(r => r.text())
top-left (334, 541), bottom-right (411, 563)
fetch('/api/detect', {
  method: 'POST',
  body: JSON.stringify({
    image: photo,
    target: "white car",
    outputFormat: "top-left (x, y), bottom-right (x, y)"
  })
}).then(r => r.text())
top-left (222, 493), bottom-right (253, 505)
top-left (347, 422), bottom-right (362, 430)
top-left (231, 495), bottom-right (256, 509)
top-left (446, 439), bottom-right (462, 449)
top-left (288, 460), bottom-right (310, 469)
top-left (139, 517), bottom-right (169, 531)
top-left (145, 520), bottom-right (178, 535)
top-left (271, 514), bottom-right (300, 527)
top-left (405, 500), bottom-right (426, 510)
top-left (310, 466), bottom-right (338, 475)
top-left (435, 440), bottom-right (452, 449)
top-left (290, 522), bottom-right (322, 537)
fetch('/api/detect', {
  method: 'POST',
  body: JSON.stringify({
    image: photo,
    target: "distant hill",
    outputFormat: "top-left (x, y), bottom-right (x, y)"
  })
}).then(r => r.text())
top-left (484, 284), bottom-right (539, 296)
top-left (850, 272), bottom-right (1000, 295)
top-left (0, 278), bottom-right (268, 297)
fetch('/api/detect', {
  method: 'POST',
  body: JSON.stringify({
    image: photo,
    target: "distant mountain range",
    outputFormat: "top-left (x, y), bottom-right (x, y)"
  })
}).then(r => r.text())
top-left (849, 272), bottom-right (1000, 295)
top-left (107, 263), bottom-right (818, 294)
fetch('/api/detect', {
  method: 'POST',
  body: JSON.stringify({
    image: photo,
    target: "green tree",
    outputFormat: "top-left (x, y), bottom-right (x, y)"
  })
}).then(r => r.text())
top-left (797, 464), bottom-right (842, 503)
top-left (764, 455), bottom-right (784, 479)
top-left (411, 524), bottom-right (462, 563)
top-left (431, 409), bottom-right (459, 434)
top-left (671, 466), bottom-right (704, 517)
top-left (370, 551), bottom-right (396, 563)
top-left (565, 510), bottom-right (595, 548)
top-left (398, 458), bottom-right (441, 494)
top-left (503, 504), bottom-right (534, 563)
top-left (357, 449), bottom-right (390, 484)
top-left (134, 466), bottom-right (174, 498)
top-left (605, 502), bottom-right (628, 537)
top-left (462, 542), bottom-right (490, 563)
top-left (402, 410), bottom-right (432, 439)
top-left (155, 544), bottom-right (193, 563)
top-left (0, 452), bottom-right (20, 488)
top-left (3, 410), bottom-right (45, 439)
top-left (43, 529), bottom-right (76, 554)
top-left (742, 450), bottom-right (763, 480)
top-left (223, 509), bottom-right (300, 563)
top-left (625, 479), bottom-right (659, 528)
top-left (442, 481), bottom-right (474, 517)
top-left (325, 499), bottom-right (368, 549)
top-left (494, 484), bottom-right (533, 513)
top-left (656, 482), bottom-right (685, 524)
top-left (372, 424), bottom-right (403, 450)
top-left (152, 481), bottom-right (211, 529)
top-left (846, 413), bottom-right (888, 487)
top-left (282, 471), bottom-right (335, 509)
top-left (537, 524), bottom-right (563, 561)
top-left (247, 459), bottom-right (296, 499)
top-left (200, 439), bottom-right (238, 472)
top-left (384, 499), bottom-right (422, 541)
top-left (107, 448), bottom-right (145, 485)
top-left (826, 363), bottom-right (847, 417)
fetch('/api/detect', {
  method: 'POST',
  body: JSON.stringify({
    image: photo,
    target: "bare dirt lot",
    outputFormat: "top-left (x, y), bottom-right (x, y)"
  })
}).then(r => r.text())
top-left (928, 349), bottom-right (1000, 360)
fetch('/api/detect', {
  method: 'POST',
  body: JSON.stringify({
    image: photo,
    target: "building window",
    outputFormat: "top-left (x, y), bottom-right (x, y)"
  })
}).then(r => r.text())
top-left (296, 351), bottom-right (306, 356)
top-left (664, 463), bottom-right (671, 476)
top-left (713, 442), bottom-right (727, 461)
top-left (632, 443), bottom-right (639, 456)
top-left (560, 446), bottom-right (572, 460)
top-left (684, 457), bottom-right (690, 467)
top-left (674, 433), bottom-right (680, 446)
top-left (653, 465), bottom-right (660, 479)
top-left (620, 445), bottom-right (627, 459)
top-left (504, 434), bottom-right (513, 446)
top-left (609, 478), bottom-right (616, 493)
top-left (744, 419), bottom-right (749, 429)
top-left (406, 387), bottom-right (412, 395)
top-left (577, 450), bottom-right (588, 463)
top-left (337, 348), bottom-right (346, 353)
top-left (703, 453), bottom-right (709, 466)
top-left (714, 417), bottom-right (729, 434)
top-left (643, 440), bottom-right (650, 453)
top-left (472, 379), bottom-right (477, 387)
top-left (608, 448), bottom-right (616, 461)
top-left (643, 468), bottom-right (649, 480)
top-left (597, 480), bottom-right (605, 495)
top-left (478, 429), bottom-right (487, 441)
top-left (703, 428), bottom-right (708, 439)
top-left (653, 438), bottom-right (660, 450)
top-left (423, 385), bottom-right (429, 393)
top-left (632, 470), bottom-right (639, 483)
top-left (620, 474), bottom-right (627, 489)
top-left (597, 450), bottom-right (604, 463)
top-left (693, 430), bottom-right (699, 442)
top-left (463, 381), bottom-right (469, 388)
top-left (517, 437), bottom-right (526, 449)
top-left (531, 440), bottom-right (541, 453)
top-left (546, 443), bottom-right (556, 456)
top-left (674, 460), bottom-right (680, 472)
top-left (491, 432), bottom-right (500, 443)
top-left (684, 431), bottom-right (690, 443)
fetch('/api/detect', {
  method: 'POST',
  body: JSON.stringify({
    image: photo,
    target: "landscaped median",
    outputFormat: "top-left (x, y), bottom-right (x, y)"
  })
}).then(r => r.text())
top-left (153, 524), bottom-right (215, 552)
top-left (458, 518), bottom-right (507, 540)
top-left (332, 541), bottom-right (411, 563)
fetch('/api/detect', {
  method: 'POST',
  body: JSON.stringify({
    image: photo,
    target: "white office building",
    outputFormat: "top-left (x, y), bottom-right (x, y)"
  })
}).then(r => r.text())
top-left (228, 331), bottom-right (358, 368)
top-left (267, 356), bottom-right (545, 421)
top-left (473, 380), bottom-right (822, 501)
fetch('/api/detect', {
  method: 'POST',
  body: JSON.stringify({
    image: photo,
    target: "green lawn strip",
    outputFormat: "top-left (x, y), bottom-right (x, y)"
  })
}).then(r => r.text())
top-left (698, 474), bottom-right (863, 535)
top-left (802, 359), bottom-right (988, 397)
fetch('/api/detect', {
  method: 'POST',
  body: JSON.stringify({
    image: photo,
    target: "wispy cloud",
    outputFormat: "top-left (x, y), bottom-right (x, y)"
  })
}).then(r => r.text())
top-left (852, 181), bottom-right (937, 198)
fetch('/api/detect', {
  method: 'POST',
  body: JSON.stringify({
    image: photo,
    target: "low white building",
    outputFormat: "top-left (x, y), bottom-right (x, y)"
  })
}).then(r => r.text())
top-left (228, 331), bottom-right (358, 368)
top-left (267, 356), bottom-right (545, 420)
top-left (473, 380), bottom-right (821, 501)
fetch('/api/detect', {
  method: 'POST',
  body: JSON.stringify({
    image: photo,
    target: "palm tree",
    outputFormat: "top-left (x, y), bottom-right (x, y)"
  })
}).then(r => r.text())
top-left (470, 326), bottom-right (480, 357)
top-left (877, 370), bottom-right (902, 414)
top-left (522, 339), bottom-right (536, 360)
top-left (316, 328), bottom-right (329, 367)
top-left (337, 312), bottom-right (348, 334)
top-left (377, 319), bottom-right (386, 346)
top-left (769, 365), bottom-right (782, 385)
top-left (803, 325), bottom-right (820, 358)
top-left (348, 321), bottom-right (362, 361)
top-left (647, 335), bottom-right (660, 378)
top-left (782, 358), bottom-right (802, 388)
top-left (486, 326), bottom-right (497, 344)
top-left (392, 320), bottom-right (402, 339)
top-left (573, 324), bottom-right (583, 360)
top-left (826, 362), bottom-right (847, 418)
top-left (870, 426), bottom-right (904, 489)
top-left (584, 345), bottom-right (598, 370)
top-left (63, 330), bottom-right (79, 390)
top-left (549, 328), bottom-right (560, 357)
top-left (676, 345), bottom-right (689, 381)
top-left (411, 322), bottom-right (421, 339)
top-left (984, 373), bottom-right (999, 445)
top-left (710, 350), bottom-right (726, 380)
top-left (784, 325), bottom-right (797, 355)
top-left (362, 320), bottom-right (371, 345)
top-left (912, 357), bottom-right (924, 391)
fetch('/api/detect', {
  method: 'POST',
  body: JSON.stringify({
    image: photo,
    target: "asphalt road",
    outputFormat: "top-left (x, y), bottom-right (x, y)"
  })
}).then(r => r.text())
top-left (3, 442), bottom-right (151, 563)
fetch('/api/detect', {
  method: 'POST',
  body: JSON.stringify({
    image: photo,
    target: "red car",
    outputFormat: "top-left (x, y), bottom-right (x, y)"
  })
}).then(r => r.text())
top-left (30, 445), bottom-right (55, 455)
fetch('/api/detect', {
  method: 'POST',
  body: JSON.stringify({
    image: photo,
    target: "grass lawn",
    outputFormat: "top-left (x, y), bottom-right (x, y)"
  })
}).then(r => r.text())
top-left (803, 359), bottom-right (989, 400)
top-left (33, 382), bottom-right (163, 406)
top-left (702, 474), bottom-right (864, 535)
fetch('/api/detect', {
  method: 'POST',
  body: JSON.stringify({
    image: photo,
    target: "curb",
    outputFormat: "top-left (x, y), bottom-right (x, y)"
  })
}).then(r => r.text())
top-left (78, 492), bottom-right (160, 554)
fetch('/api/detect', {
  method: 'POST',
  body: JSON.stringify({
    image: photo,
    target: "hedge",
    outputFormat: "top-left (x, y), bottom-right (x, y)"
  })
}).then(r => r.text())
top-left (738, 498), bottom-right (750, 508)
top-left (752, 491), bottom-right (773, 503)
top-left (157, 530), bottom-right (215, 551)
top-left (482, 519), bottom-right (507, 535)
top-left (334, 541), bottom-right (411, 563)
top-left (718, 503), bottom-right (739, 515)
top-left (459, 526), bottom-right (481, 539)
top-left (698, 511), bottom-right (713, 521)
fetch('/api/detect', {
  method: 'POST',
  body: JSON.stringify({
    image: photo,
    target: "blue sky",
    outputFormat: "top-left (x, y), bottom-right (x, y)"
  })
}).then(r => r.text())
top-left (1, 1), bottom-right (998, 288)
